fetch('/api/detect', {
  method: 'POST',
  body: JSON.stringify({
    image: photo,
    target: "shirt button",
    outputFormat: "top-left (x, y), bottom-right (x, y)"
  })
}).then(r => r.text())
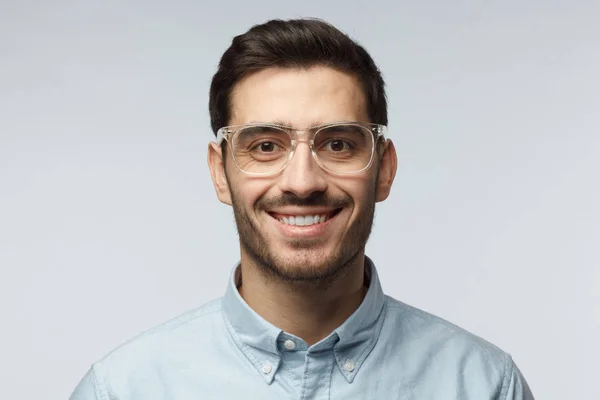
top-left (283, 339), bottom-right (296, 350)
top-left (262, 362), bottom-right (273, 374)
top-left (343, 360), bottom-right (355, 372)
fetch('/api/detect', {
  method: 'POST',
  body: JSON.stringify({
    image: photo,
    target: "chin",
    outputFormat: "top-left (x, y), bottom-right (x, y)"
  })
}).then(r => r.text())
top-left (261, 247), bottom-right (356, 284)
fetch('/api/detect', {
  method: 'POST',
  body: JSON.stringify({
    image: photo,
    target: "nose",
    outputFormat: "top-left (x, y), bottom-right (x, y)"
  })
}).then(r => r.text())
top-left (277, 141), bottom-right (328, 198)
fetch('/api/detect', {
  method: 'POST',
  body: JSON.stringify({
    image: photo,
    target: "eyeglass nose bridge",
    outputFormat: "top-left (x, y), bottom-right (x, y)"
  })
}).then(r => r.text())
top-left (288, 131), bottom-right (319, 168)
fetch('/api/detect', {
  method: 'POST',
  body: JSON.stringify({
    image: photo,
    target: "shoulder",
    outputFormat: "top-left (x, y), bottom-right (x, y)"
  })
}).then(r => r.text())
top-left (376, 296), bottom-right (532, 398)
top-left (109, 297), bottom-right (223, 348)
top-left (382, 295), bottom-right (512, 377)
top-left (384, 295), bottom-right (506, 352)
top-left (93, 297), bottom-right (226, 374)
top-left (123, 297), bottom-right (224, 341)
top-left (71, 298), bottom-right (228, 398)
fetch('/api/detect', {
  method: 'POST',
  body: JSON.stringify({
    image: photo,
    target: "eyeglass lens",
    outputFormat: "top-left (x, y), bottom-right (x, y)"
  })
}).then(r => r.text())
top-left (230, 124), bottom-right (374, 174)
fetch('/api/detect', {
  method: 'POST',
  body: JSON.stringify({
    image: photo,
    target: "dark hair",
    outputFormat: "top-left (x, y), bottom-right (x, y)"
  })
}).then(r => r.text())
top-left (208, 18), bottom-right (387, 135)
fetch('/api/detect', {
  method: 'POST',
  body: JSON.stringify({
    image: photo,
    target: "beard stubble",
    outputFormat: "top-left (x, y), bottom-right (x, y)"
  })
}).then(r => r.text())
top-left (228, 176), bottom-right (378, 288)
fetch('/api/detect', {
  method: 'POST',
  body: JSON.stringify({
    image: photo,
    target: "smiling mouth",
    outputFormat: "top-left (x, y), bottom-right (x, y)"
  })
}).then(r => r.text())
top-left (268, 209), bottom-right (342, 226)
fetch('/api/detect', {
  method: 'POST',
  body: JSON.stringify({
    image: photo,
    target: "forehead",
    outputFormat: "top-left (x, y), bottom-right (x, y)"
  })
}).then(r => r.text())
top-left (229, 66), bottom-right (367, 127)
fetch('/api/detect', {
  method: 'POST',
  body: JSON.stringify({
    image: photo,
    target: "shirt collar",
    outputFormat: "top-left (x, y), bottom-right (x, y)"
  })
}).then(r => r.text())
top-left (221, 256), bottom-right (386, 384)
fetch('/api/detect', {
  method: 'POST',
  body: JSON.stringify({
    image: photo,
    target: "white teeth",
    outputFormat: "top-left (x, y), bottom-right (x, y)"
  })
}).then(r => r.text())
top-left (278, 214), bottom-right (329, 226)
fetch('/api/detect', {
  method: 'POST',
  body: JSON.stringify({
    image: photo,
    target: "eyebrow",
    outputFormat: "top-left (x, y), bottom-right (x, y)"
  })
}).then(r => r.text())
top-left (246, 119), bottom-right (296, 128)
top-left (239, 125), bottom-right (289, 136)
top-left (248, 120), bottom-right (357, 129)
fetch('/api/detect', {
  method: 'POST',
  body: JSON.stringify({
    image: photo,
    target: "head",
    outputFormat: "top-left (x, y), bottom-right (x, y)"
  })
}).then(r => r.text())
top-left (208, 19), bottom-right (397, 285)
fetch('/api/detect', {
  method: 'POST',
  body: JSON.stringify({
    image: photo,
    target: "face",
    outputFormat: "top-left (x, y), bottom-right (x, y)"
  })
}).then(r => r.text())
top-left (209, 66), bottom-right (396, 284)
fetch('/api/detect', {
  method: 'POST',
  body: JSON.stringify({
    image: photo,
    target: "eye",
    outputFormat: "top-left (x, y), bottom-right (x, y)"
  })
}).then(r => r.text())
top-left (325, 139), bottom-right (353, 152)
top-left (253, 141), bottom-right (281, 153)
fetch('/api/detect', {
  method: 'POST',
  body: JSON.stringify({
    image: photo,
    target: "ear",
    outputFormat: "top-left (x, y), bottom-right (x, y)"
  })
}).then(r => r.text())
top-left (208, 142), bottom-right (233, 205)
top-left (375, 140), bottom-right (397, 202)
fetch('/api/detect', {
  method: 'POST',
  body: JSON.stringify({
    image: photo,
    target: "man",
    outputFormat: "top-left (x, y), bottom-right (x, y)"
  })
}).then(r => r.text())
top-left (71, 18), bottom-right (534, 399)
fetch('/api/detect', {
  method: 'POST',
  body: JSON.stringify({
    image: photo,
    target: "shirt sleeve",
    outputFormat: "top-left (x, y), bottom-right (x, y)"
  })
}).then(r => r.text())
top-left (502, 357), bottom-right (535, 400)
top-left (69, 367), bottom-right (101, 400)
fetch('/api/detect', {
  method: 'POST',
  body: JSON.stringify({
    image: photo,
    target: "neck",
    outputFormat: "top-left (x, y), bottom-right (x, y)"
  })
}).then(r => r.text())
top-left (238, 251), bottom-right (367, 346)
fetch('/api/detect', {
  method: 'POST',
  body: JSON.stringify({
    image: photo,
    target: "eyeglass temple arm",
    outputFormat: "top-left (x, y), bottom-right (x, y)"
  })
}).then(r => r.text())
top-left (215, 128), bottom-right (230, 145)
top-left (375, 125), bottom-right (388, 142)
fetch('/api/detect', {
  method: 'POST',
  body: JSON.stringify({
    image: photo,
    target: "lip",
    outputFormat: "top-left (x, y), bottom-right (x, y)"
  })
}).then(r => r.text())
top-left (268, 208), bottom-right (339, 220)
top-left (268, 207), bottom-right (338, 217)
top-left (266, 208), bottom-right (342, 238)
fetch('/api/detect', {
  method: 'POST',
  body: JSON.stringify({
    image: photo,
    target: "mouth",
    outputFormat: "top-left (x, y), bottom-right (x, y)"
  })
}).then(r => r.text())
top-left (267, 208), bottom-right (343, 227)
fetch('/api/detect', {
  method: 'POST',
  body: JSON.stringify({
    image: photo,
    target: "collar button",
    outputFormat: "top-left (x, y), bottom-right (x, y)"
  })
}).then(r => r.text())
top-left (283, 339), bottom-right (296, 350)
top-left (343, 360), bottom-right (355, 372)
top-left (262, 362), bottom-right (273, 374)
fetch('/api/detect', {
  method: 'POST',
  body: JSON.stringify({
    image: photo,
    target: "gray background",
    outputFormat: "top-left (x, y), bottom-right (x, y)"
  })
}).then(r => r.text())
top-left (1, 0), bottom-right (598, 399)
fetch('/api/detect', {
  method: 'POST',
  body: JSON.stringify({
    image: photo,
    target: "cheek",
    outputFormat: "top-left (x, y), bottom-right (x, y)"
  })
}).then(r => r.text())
top-left (340, 175), bottom-right (376, 204)
top-left (229, 177), bottom-right (274, 210)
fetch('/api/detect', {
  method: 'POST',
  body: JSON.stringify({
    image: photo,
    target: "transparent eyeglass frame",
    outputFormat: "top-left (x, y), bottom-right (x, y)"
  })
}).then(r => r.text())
top-left (215, 121), bottom-right (388, 176)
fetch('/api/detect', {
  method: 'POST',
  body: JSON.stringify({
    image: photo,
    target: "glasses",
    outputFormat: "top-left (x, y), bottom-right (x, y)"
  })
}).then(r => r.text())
top-left (216, 122), bottom-right (387, 176)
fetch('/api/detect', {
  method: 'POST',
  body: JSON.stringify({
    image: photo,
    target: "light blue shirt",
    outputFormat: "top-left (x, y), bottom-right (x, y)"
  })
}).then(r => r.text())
top-left (71, 258), bottom-right (534, 399)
